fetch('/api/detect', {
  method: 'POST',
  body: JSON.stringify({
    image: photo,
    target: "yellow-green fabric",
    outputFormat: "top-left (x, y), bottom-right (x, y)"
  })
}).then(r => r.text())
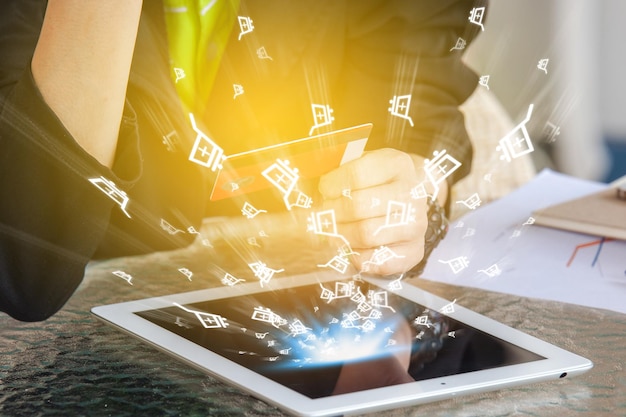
top-left (162, 0), bottom-right (239, 114)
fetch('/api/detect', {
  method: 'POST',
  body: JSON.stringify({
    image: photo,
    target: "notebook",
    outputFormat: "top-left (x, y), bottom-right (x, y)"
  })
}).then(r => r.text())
top-left (532, 186), bottom-right (626, 240)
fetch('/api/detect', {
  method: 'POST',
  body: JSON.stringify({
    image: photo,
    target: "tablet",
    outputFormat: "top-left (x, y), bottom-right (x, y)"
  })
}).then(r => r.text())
top-left (92, 272), bottom-right (592, 416)
top-left (210, 124), bottom-right (371, 201)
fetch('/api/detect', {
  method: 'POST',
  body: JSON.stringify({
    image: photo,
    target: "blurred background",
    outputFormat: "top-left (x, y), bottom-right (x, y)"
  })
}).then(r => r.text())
top-left (463, 0), bottom-right (626, 183)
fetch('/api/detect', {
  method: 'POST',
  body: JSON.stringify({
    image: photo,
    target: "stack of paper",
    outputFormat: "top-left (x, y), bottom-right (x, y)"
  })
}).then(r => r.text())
top-left (422, 169), bottom-right (626, 314)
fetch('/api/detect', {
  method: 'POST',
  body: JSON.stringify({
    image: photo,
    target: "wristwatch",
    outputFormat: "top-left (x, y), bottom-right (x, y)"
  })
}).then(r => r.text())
top-left (410, 196), bottom-right (448, 276)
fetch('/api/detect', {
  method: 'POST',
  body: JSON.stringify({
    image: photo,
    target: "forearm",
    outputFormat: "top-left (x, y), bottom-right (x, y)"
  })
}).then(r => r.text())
top-left (31, 0), bottom-right (143, 167)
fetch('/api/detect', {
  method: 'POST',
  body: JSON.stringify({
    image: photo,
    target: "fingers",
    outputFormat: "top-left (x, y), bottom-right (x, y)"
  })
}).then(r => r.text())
top-left (351, 240), bottom-right (426, 275)
top-left (319, 148), bottom-right (417, 199)
top-left (342, 208), bottom-right (427, 275)
top-left (322, 181), bottom-right (415, 223)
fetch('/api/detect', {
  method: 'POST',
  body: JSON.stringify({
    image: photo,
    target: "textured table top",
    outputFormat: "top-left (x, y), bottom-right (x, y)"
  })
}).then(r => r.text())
top-left (1, 215), bottom-right (624, 417)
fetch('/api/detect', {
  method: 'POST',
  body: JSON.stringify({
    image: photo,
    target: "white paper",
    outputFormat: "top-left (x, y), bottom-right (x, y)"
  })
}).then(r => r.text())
top-left (422, 169), bottom-right (626, 315)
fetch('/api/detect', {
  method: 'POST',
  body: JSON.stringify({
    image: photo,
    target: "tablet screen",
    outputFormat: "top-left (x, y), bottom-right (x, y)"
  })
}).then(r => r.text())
top-left (135, 278), bottom-right (545, 398)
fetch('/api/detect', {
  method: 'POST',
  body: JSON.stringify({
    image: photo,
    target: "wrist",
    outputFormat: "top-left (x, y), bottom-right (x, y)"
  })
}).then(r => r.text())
top-left (410, 195), bottom-right (448, 276)
top-left (409, 153), bottom-right (449, 207)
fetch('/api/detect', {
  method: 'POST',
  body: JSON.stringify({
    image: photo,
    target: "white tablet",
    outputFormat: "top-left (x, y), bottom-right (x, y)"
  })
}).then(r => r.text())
top-left (92, 272), bottom-right (592, 416)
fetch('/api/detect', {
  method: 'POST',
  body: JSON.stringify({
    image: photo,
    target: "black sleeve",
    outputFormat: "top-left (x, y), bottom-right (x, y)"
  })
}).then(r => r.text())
top-left (336, 0), bottom-right (487, 186)
top-left (0, 0), bottom-right (141, 321)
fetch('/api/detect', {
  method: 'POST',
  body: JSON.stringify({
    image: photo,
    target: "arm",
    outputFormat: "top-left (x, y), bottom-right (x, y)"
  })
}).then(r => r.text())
top-left (32, 0), bottom-right (143, 167)
top-left (0, 0), bottom-right (143, 321)
top-left (336, 0), bottom-right (484, 182)
top-left (318, 0), bottom-right (483, 274)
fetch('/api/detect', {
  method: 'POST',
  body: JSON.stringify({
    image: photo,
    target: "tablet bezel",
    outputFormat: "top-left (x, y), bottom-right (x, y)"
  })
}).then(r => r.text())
top-left (92, 271), bottom-right (592, 417)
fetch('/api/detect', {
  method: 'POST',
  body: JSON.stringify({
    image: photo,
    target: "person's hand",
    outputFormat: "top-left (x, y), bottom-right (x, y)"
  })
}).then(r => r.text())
top-left (318, 148), bottom-right (444, 275)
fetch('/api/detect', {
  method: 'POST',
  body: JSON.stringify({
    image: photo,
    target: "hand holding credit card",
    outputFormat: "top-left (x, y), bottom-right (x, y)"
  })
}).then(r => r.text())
top-left (210, 124), bottom-right (372, 201)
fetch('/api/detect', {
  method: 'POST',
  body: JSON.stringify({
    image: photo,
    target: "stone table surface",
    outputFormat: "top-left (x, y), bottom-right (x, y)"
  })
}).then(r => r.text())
top-left (1, 216), bottom-right (624, 417)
